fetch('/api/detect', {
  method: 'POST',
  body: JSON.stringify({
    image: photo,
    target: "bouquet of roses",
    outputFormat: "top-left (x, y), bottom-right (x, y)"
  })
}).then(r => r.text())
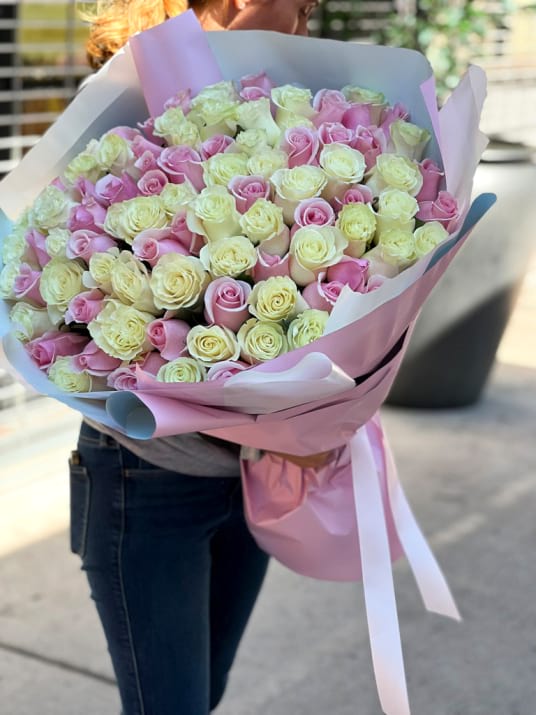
top-left (1, 71), bottom-right (455, 395)
top-left (0, 12), bottom-right (495, 715)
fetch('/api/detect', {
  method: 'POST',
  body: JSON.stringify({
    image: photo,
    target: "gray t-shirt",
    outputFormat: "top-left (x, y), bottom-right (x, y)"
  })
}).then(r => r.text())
top-left (85, 418), bottom-right (241, 477)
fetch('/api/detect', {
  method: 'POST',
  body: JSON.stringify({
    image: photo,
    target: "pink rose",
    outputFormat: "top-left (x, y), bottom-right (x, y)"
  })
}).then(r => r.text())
top-left (68, 199), bottom-right (107, 232)
top-left (65, 289), bottom-right (105, 324)
top-left (317, 122), bottom-right (354, 146)
top-left (240, 86), bottom-right (270, 102)
top-left (132, 229), bottom-right (189, 267)
top-left (380, 103), bottom-right (410, 137)
top-left (66, 230), bottom-right (117, 263)
top-left (417, 191), bottom-right (459, 230)
top-left (158, 146), bottom-right (204, 191)
top-left (134, 150), bottom-right (159, 174)
top-left (294, 198), bottom-right (335, 230)
top-left (326, 256), bottom-right (369, 292)
top-left (94, 172), bottom-right (139, 205)
top-left (26, 331), bottom-right (89, 371)
top-left (342, 103), bottom-right (372, 131)
top-left (131, 134), bottom-right (164, 160)
top-left (302, 275), bottom-right (340, 312)
top-left (251, 251), bottom-right (290, 282)
top-left (351, 126), bottom-right (387, 171)
top-left (164, 88), bottom-right (192, 113)
top-left (170, 211), bottom-right (205, 255)
top-left (140, 351), bottom-right (167, 376)
top-left (228, 175), bottom-right (270, 213)
top-left (313, 89), bottom-right (349, 127)
top-left (73, 178), bottom-right (96, 201)
top-left (200, 134), bottom-right (236, 160)
top-left (138, 116), bottom-right (159, 144)
top-left (147, 318), bottom-right (190, 361)
top-left (24, 229), bottom-right (50, 268)
top-left (107, 365), bottom-right (138, 391)
top-left (416, 159), bottom-right (444, 202)
top-left (207, 360), bottom-right (250, 381)
top-left (333, 185), bottom-right (374, 212)
top-left (71, 340), bottom-right (122, 376)
top-left (281, 126), bottom-right (319, 169)
top-left (137, 169), bottom-right (169, 196)
top-left (106, 126), bottom-right (140, 142)
top-left (240, 71), bottom-right (275, 94)
top-left (204, 277), bottom-right (252, 332)
top-left (83, 197), bottom-right (107, 227)
top-left (67, 205), bottom-right (92, 233)
top-left (13, 264), bottom-right (45, 306)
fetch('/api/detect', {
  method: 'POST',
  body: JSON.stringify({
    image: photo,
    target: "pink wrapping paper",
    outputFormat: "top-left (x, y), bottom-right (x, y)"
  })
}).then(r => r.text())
top-left (241, 421), bottom-right (404, 581)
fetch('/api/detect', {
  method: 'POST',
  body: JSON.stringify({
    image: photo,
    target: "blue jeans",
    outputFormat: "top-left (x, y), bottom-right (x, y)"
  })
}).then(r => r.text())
top-left (70, 421), bottom-right (269, 715)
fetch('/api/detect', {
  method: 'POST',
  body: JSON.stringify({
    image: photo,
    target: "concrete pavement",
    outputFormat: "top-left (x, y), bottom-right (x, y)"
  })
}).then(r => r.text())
top-left (1, 256), bottom-right (535, 714)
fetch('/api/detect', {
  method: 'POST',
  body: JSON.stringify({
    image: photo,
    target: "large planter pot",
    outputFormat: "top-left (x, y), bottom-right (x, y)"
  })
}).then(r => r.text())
top-left (386, 139), bottom-right (536, 408)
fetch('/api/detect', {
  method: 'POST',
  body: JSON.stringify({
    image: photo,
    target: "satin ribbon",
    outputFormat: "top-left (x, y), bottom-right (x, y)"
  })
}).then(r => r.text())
top-left (350, 418), bottom-right (460, 715)
top-left (376, 419), bottom-right (461, 621)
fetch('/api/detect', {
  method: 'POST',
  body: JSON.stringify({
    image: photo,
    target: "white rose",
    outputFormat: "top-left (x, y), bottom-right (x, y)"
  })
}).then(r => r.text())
top-left (10, 302), bottom-right (56, 341)
top-left (156, 357), bottom-right (207, 383)
top-left (271, 166), bottom-right (327, 224)
top-left (31, 185), bottom-right (72, 230)
top-left (236, 98), bottom-right (281, 146)
top-left (150, 253), bottom-right (210, 311)
top-left (2, 228), bottom-right (26, 264)
top-left (104, 196), bottom-right (168, 244)
top-left (414, 221), bottom-right (449, 258)
top-left (96, 133), bottom-right (134, 173)
top-left (84, 248), bottom-right (120, 293)
top-left (199, 236), bottom-right (257, 278)
top-left (248, 276), bottom-right (305, 322)
top-left (237, 318), bottom-right (288, 364)
top-left (287, 309), bottom-right (329, 350)
top-left (88, 298), bottom-right (153, 361)
top-left (45, 228), bottom-right (71, 259)
top-left (189, 186), bottom-right (241, 242)
top-left (48, 357), bottom-right (93, 392)
top-left (289, 225), bottom-right (348, 286)
top-left (203, 153), bottom-right (249, 187)
top-left (186, 324), bottom-right (240, 364)
top-left (40, 257), bottom-right (85, 309)
top-left (0, 262), bottom-right (20, 299)
top-left (111, 251), bottom-right (157, 313)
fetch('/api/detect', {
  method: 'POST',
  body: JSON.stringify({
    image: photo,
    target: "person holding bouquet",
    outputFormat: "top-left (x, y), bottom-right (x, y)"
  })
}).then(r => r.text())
top-left (73, 2), bottom-right (324, 715)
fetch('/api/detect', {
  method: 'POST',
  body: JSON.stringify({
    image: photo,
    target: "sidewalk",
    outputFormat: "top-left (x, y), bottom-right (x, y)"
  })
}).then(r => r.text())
top-left (0, 261), bottom-right (535, 714)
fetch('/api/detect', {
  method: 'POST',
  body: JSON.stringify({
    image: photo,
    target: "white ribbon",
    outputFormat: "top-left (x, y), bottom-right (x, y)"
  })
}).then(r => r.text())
top-left (380, 423), bottom-right (461, 620)
top-left (351, 427), bottom-right (411, 715)
top-left (350, 417), bottom-right (460, 715)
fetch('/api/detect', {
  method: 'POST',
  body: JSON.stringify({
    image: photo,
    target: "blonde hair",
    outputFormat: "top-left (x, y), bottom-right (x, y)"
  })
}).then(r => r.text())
top-left (81, 0), bottom-right (208, 70)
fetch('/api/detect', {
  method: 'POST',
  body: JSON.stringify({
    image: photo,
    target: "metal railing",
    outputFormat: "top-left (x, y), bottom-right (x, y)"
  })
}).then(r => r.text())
top-left (0, 0), bottom-right (90, 175)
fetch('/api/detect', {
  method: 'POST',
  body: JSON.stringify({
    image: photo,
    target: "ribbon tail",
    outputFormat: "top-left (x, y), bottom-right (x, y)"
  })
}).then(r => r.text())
top-left (379, 419), bottom-right (461, 621)
top-left (350, 428), bottom-right (411, 715)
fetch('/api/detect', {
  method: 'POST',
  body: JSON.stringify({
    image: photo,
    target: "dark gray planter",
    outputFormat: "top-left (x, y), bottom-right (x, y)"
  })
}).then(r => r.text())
top-left (387, 139), bottom-right (536, 408)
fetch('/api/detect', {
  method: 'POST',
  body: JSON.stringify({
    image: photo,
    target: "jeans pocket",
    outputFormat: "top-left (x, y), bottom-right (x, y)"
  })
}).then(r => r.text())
top-left (69, 453), bottom-right (91, 558)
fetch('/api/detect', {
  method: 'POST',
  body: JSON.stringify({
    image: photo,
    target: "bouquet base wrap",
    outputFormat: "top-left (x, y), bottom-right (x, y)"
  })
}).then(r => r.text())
top-left (0, 12), bottom-right (497, 715)
top-left (241, 415), bottom-right (460, 715)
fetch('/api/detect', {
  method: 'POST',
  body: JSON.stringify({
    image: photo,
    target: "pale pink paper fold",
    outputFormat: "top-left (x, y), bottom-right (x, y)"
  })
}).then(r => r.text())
top-left (129, 10), bottom-right (223, 116)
